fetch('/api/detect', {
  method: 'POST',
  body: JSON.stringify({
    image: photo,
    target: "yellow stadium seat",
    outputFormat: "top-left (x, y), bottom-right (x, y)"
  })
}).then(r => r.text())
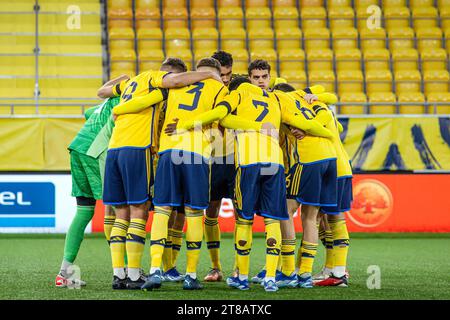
top-left (438, 0), bottom-right (450, 9)
top-left (427, 92), bottom-right (450, 114)
top-left (250, 49), bottom-right (278, 68)
top-left (219, 0), bottom-right (240, 7)
top-left (248, 28), bottom-right (274, 51)
top-left (423, 70), bottom-right (450, 95)
top-left (366, 69), bottom-right (393, 94)
top-left (194, 49), bottom-right (215, 63)
top-left (301, 0), bottom-right (324, 7)
top-left (279, 49), bottom-right (305, 73)
top-left (394, 70), bottom-right (421, 95)
top-left (304, 28), bottom-right (330, 51)
top-left (135, 7), bottom-right (160, 29)
top-left (110, 48), bottom-right (136, 62)
top-left (229, 49), bottom-right (250, 73)
top-left (392, 49), bottom-right (419, 72)
top-left (416, 28), bottom-right (443, 52)
top-left (360, 28), bottom-right (387, 52)
top-left (410, 0), bottom-right (433, 7)
top-left (368, 92), bottom-right (397, 114)
top-left (0, 34), bottom-right (34, 54)
top-left (335, 49), bottom-right (362, 72)
top-left (273, 7), bottom-right (299, 30)
top-left (110, 68), bottom-right (136, 79)
top-left (364, 49), bottom-right (390, 71)
top-left (355, 8), bottom-right (374, 31)
top-left (136, 0), bottom-right (159, 8)
top-left (246, 7), bottom-right (272, 30)
top-left (273, 0), bottom-right (296, 7)
top-left (354, 0), bottom-right (379, 10)
top-left (218, 7), bottom-right (244, 29)
top-left (280, 70), bottom-right (307, 89)
top-left (446, 28), bottom-right (450, 54)
top-left (246, 0), bottom-right (268, 7)
top-left (167, 49), bottom-right (193, 70)
top-left (39, 34), bottom-right (101, 55)
top-left (337, 70), bottom-right (364, 95)
top-left (327, 0), bottom-right (351, 6)
top-left (139, 49), bottom-right (165, 72)
top-left (39, 78), bottom-right (102, 99)
top-left (307, 49), bottom-right (333, 71)
top-left (192, 0), bottom-right (213, 7)
top-left (0, 56), bottom-right (34, 76)
top-left (328, 7), bottom-right (355, 30)
top-left (221, 28), bottom-right (247, 51)
top-left (421, 48), bottom-right (448, 72)
top-left (300, 7), bottom-right (327, 30)
top-left (412, 7), bottom-right (438, 30)
top-left (192, 28), bottom-right (219, 52)
top-left (163, 8), bottom-right (188, 29)
top-left (137, 28), bottom-right (163, 51)
top-left (162, 0), bottom-right (185, 7)
top-left (276, 28), bottom-right (302, 50)
top-left (441, 7), bottom-right (450, 31)
top-left (339, 92), bottom-right (367, 114)
top-left (40, 56), bottom-right (102, 77)
top-left (164, 28), bottom-right (191, 51)
top-left (332, 28), bottom-right (358, 50)
top-left (398, 92), bottom-right (426, 114)
top-left (109, 27), bottom-right (135, 51)
top-left (388, 28), bottom-right (415, 51)
top-left (191, 7), bottom-right (216, 29)
top-left (308, 70), bottom-right (336, 93)
top-left (39, 13), bottom-right (100, 33)
top-left (108, 7), bottom-right (133, 29)
top-left (384, 7), bottom-right (410, 31)
top-left (382, 0), bottom-right (406, 8)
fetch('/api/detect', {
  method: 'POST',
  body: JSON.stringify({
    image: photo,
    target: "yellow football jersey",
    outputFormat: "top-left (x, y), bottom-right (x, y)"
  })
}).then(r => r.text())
top-left (158, 79), bottom-right (228, 158)
top-left (286, 91), bottom-right (337, 164)
top-left (109, 70), bottom-right (168, 150)
top-left (328, 112), bottom-right (353, 177)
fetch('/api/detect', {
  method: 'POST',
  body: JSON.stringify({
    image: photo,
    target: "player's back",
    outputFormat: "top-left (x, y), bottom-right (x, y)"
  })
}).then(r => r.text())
top-left (109, 70), bottom-right (168, 150)
top-left (233, 86), bottom-right (284, 166)
top-left (285, 91), bottom-right (336, 164)
top-left (158, 79), bottom-right (227, 158)
top-left (325, 111), bottom-right (352, 177)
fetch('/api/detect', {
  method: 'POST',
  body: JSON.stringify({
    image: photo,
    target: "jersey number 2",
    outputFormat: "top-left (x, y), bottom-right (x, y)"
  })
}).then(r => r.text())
top-left (178, 82), bottom-right (205, 111)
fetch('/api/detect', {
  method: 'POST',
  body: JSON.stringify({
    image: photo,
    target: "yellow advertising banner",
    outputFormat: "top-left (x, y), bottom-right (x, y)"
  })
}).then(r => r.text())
top-left (0, 116), bottom-right (448, 171)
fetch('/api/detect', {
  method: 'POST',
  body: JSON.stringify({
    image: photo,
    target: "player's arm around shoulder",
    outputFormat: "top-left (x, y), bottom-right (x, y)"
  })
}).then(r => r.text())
top-left (97, 74), bottom-right (130, 98)
top-left (112, 88), bottom-right (168, 115)
top-left (158, 70), bottom-right (222, 89)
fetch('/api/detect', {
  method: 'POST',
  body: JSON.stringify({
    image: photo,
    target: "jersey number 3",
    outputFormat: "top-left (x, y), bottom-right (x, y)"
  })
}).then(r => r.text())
top-left (178, 82), bottom-right (205, 111)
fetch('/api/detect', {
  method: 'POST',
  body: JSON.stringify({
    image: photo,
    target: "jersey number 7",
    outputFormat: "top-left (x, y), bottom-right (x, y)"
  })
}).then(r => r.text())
top-left (178, 82), bottom-right (205, 111)
top-left (252, 100), bottom-right (269, 122)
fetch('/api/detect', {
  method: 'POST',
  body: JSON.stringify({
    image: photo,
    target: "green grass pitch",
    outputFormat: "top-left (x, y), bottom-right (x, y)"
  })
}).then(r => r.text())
top-left (0, 233), bottom-right (449, 300)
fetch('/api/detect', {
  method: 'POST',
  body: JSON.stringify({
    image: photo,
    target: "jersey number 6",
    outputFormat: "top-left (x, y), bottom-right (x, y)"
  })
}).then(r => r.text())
top-left (178, 82), bottom-right (205, 111)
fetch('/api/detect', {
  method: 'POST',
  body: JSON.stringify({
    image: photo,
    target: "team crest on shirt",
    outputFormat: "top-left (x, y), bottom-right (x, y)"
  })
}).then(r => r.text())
top-left (348, 179), bottom-right (394, 228)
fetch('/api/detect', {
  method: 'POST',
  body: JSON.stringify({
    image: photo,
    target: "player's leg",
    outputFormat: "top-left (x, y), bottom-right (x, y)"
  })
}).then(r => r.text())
top-left (312, 213), bottom-right (334, 282)
top-left (56, 151), bottom-right (100, 288)
top-left (204, 200), bottom-right (223, 281)
top-left (109, 205), bottom-right (130, 289)
top-left (162, 210), bottom-right (176, 274)
top-left (182, 152), bottom-right (210, 290)
top-left (164, 208), bottom-right (185, 282)
top-left (227, 216), bottom-right (252, 290)
top-left (125, 201), bottom-right (149, 289)
top-left (143, 151), bottom-right (183, 290)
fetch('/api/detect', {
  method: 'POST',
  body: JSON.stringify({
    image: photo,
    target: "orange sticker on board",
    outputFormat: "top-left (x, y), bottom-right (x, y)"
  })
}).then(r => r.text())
top-left (348, 179), bottom-right (394, 228)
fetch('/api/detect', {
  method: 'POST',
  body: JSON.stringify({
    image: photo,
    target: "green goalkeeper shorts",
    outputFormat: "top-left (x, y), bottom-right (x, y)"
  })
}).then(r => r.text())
top-left (70, 150), bottom-right (103, 200)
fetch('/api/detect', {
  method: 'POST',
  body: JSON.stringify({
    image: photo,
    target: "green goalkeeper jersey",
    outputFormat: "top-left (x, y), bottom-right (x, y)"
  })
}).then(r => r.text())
top-left (68, 97), bottom-right (120, 158)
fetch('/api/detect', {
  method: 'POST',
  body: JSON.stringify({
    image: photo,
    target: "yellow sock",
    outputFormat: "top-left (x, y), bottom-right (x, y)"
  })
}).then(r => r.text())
top-left (104, 215), bottom-right (115, 244)
top-left (329, 217), bottom-right (350, 277)
top-left (150, 207), bottom-right (171, 269)
top-left (185, 209), bottom-right (204, 275)
top-left (298, 240), bottom-right (318, 275)
top-left (110, 219), bottom-right (129, 269)
top-left (232, 222), bottom-right (238, 272)
top-left (318, 223), bottom-right (326, 248)
top-left (126, 218), bottom-right (147, 271)
top-left (281, 239), bottom-right (296, 276)
top-left (204, 217), bottom-right (222, 270)
top-left (264, 218), bottom-right (281, 279)
top-left (235, 217), bottom-right (253, 277)
top-left (171, 229), bottom-right (183, 267)
top-left (325, 229), bottom-right (334, 270)
top-left (162, 228), bottom-right (173, 272)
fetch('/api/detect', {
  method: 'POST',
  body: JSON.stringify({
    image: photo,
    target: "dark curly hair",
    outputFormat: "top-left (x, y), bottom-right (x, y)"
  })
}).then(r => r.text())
top-left (248, 59), bottom-right (271, 76)
top-left (211, 50), bottom-right (233, 68)
top-left (228, 76), bottom-right (251, 91)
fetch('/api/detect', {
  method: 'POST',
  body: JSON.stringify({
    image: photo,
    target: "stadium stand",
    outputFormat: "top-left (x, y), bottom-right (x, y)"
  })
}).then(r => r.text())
top-left (1, 0), bottom-right (449, 115)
